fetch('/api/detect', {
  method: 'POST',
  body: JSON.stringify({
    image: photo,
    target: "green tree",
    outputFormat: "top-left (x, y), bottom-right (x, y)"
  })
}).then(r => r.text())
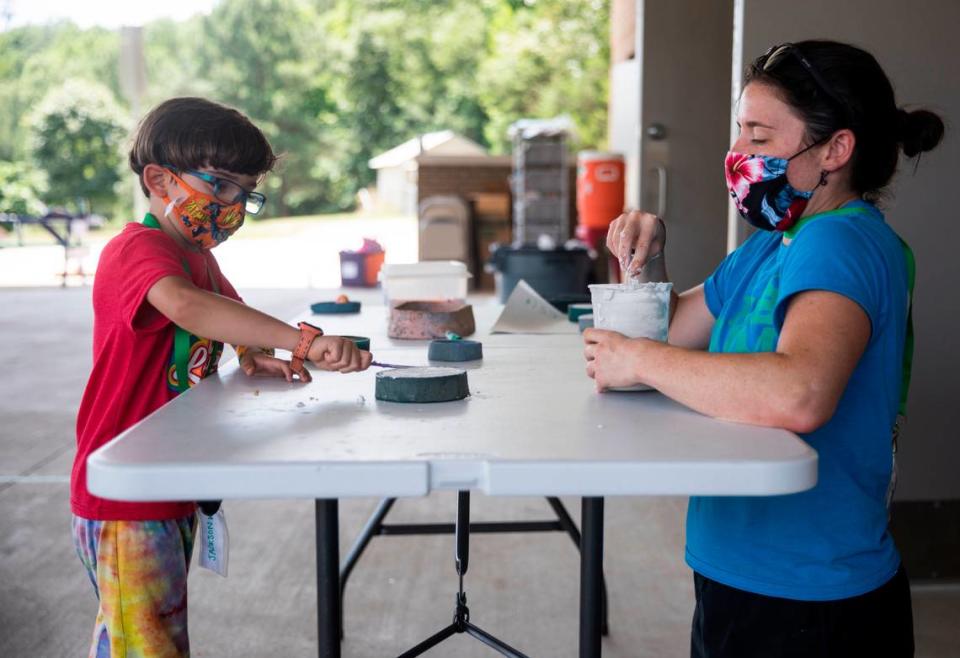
top-left (0, 161), bottom-right (48, 216)
top-left (190, 0), bottom-right (343, 215)
top-left (28, 80), bottom-right (130, 215)
top-left (0, 0), bottom-right (611, 217)
top-left (0, 23), bottom-right (122, 162)
top-left (339, 30), bottom-right (406, 189)
top-left (323, 0), bottom-right (493, 208)
top-left (477, 0), bottom-right (610, 153)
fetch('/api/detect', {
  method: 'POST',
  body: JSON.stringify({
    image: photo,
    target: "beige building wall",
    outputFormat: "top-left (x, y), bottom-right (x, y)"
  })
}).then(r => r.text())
top-left (736, 0), bottom-right (960, 500)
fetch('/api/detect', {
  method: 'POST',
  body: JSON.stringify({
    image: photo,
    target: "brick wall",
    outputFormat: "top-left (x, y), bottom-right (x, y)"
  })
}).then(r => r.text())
top-left (416, 155), bottom-right (581, 290)
top-left (416, 155), bottom-right (578, 232)
top-left (416, 157), bottom-right (513, 207)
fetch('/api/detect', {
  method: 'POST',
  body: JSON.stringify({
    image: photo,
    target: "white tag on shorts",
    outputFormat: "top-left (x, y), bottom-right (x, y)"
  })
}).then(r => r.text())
top-left (198, 507), bottom-right (229, 577)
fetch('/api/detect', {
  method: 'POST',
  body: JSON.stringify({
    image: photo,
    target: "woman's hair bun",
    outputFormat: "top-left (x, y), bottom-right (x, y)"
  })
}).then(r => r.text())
top-left (898, 108), bottom-right (945, 157)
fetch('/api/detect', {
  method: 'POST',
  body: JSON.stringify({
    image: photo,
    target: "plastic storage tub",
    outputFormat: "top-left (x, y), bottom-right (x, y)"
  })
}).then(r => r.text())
top-left (379, 261), bottom-right (471, 303)
top-left (489, 246), bottom-right (592, 303)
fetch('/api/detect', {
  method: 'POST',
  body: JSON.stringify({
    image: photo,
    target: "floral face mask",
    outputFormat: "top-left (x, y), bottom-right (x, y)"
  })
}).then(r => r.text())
top-left (725, 143), bottom-right (827, 232)
top-left (162, 170), bottom-right (245, 249)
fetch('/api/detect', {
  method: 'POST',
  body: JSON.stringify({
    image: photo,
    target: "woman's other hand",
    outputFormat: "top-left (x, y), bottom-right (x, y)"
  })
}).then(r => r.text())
top-left (606, 210), bottom-right (666, 277)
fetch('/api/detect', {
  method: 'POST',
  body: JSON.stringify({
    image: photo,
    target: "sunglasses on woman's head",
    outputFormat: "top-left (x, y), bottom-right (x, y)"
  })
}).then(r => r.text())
top-left (761, 43), bottom-right (850, 122)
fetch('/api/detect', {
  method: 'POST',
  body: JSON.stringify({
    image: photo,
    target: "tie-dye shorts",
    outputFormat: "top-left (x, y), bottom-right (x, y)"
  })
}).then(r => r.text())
top-left (72, 514), bottom-right (197, 658)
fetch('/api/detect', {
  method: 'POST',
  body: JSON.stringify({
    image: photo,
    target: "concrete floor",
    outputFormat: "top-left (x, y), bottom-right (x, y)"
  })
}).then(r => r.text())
top-left (2, 286), bottom-right (958, 657)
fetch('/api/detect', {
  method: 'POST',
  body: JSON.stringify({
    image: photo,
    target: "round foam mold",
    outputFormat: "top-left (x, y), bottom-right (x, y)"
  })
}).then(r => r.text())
top-left (568, 303), bottom-right (593, 322)
top-left (375, 367), bottom-right (469, 403)
top-left (428, 339), bottom-right (483, 362)
top-left (311, 300), bottom-right (361, 314)
top-left (578, 314), bottom-right (594, 333)
top-left (341, 335), bottom-right (370, 351)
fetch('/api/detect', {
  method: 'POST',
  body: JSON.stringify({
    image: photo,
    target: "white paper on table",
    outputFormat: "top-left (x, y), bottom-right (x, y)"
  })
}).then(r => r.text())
top-left (491, 280), bottom-right (579, 334)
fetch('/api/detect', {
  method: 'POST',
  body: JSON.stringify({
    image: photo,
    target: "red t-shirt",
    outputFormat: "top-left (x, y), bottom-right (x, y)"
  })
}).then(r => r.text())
top-left (71, 222), bottom-right (242, 521)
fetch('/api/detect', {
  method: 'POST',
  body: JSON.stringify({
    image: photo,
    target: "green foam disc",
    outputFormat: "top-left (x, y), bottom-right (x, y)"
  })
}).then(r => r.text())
top-left (568, 303), bottom-right (593, 322)
top-left (311, 301), bottom-right (361, 314)
top-left (375, 367), bottom-right (469, 403)
top-left (428, 339), bottom-right (483, 362)
top-left (341, 335), bottom-right (370, 350)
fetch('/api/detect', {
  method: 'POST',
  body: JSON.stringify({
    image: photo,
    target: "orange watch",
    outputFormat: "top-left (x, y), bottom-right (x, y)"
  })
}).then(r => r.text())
top-left (290, 321), bottom-right (323, 376)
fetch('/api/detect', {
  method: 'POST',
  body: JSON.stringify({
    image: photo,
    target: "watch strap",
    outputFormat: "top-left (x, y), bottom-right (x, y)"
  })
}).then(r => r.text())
top-left (290, 322), bottom-right (323, 375)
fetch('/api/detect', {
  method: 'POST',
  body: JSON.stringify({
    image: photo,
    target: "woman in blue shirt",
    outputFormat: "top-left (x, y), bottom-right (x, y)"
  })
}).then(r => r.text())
top-left (584, 40), bottom-right (944, 657)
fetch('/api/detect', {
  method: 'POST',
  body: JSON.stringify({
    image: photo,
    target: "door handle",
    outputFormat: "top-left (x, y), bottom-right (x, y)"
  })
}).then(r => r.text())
top-left (649, 166), bottom-right (667, 219)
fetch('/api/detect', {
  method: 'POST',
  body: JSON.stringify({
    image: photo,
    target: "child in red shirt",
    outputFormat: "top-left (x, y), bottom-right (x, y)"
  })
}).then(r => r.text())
top-left (70, 97), bottom-right (371, 657)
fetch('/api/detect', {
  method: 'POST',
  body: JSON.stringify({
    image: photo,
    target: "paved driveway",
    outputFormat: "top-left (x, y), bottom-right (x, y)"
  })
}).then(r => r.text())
top-left (0, 214), bottom-right (419, 289)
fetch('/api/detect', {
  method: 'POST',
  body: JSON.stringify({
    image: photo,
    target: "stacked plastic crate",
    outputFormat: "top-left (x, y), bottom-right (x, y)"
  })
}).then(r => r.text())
top-left (509, 118), bottom-right (572, 246)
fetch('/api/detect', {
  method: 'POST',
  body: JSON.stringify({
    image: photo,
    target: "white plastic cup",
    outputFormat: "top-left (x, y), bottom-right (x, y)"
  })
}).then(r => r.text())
top-left (588, 282), bottom-right (673, 390)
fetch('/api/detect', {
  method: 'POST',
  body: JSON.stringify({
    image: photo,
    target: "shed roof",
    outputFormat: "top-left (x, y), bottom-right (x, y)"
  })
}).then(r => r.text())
top-left (368, 131), bottom-right (487, 169)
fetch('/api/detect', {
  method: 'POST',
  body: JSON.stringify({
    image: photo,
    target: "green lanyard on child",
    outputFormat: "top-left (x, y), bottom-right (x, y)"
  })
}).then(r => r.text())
top-left (785, 205), bottom-right (916, 421)
top-left (142, 213), bottom-right (224, 393)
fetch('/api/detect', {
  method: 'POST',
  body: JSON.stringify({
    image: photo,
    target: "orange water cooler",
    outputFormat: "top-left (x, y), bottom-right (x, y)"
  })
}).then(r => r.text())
top-left (576, 151), bottom-right (625, 280)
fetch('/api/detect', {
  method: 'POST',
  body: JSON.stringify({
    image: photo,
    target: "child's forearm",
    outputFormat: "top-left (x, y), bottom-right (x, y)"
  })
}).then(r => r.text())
top-left (154, 277), bottom-right (300, 352)
top-left (183, 289), bottom-right (299, 351)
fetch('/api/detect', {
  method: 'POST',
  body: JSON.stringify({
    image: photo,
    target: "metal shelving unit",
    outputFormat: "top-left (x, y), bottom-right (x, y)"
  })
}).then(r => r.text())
top-left (509, 119), bottom-right (572, 245)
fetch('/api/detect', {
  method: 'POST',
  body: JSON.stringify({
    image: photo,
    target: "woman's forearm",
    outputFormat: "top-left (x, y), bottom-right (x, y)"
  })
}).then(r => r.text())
top-left (639, 342), bottom-right (826, 433)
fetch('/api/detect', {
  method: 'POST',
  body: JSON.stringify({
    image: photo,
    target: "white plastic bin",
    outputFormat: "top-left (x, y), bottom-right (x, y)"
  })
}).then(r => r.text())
top-left (379, 261), bottom-right (472, 303)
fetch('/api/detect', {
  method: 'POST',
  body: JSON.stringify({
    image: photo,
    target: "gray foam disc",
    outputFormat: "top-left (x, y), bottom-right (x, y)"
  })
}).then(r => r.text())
top-left (375, 367), bottom-right (469, 403)
top-left (578, 314), bottom-right (594, 333)
top-left (428, 339), bottom-right (483, 362)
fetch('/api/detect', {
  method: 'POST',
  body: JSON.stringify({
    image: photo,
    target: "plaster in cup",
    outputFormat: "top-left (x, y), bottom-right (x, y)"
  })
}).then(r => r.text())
top-left (588, 282), bottom-right (673, 391)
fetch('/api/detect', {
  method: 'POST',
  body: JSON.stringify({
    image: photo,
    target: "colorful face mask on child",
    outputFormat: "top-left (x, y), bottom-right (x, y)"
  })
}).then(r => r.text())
top-left (724, 144), bottom-right (826, 232)
top-left (162, 170), bottom-right (245, 249)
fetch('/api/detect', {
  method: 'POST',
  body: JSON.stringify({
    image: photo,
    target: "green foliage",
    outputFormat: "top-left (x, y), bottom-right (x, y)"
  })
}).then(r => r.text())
top-left (193, 0), bottom-right (336, 214)
top-left (0, 160), bottom-right (48, 216)
top-left (478, 0), bottom-right (610, 153)
top-left (0, 23), bottom-right (121, 162)
top-left (0, 0), bottom-right (609, 218)
top-left (28, 80), bottom-right (130, 214)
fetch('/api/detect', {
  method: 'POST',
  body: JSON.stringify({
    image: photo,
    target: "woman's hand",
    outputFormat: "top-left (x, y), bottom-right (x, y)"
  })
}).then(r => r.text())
top-left (240, 349), bottom-right (306, 383)
top-left (606, 210), bottom-right (667, 277)
top-left (307, 336), bottom-right (373, 373)
top-left (583, 328), bottom-right (653, 391)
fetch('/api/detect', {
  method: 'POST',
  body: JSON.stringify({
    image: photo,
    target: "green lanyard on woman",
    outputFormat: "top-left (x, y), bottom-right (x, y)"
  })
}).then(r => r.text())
top-left (142, 213), bottom-right (224, 393)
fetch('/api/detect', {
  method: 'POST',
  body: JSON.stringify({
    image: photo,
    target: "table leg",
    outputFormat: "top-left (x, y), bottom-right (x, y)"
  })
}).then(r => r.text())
top-left (316, 499), bottom-right (341, 658)
top-left (579, 497), bottom-right (604, 658)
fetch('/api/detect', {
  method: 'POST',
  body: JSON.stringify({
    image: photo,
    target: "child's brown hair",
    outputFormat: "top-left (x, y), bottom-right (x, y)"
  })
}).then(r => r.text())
top-left (129, 97), bottom-right (277, 197)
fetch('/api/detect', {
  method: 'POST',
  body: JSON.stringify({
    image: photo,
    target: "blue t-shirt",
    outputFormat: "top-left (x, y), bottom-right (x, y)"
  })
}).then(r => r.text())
top-left (686, 200), bottom-right (910, 601)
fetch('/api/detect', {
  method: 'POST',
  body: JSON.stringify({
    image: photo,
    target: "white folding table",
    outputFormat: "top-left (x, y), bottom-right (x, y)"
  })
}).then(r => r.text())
top-left (87, 302), bottom-right (818, 657)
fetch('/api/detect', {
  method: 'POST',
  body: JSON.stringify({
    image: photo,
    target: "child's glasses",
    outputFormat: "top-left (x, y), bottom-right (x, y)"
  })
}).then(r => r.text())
top-left (169, 167), bottom-right (267, 215)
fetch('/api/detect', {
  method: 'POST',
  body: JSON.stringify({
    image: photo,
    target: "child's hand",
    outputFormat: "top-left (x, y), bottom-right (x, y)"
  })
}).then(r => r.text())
top-left (240, 349), bottom-right (309, 383)
top-left (307, 336), bottom-right (373, 373)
